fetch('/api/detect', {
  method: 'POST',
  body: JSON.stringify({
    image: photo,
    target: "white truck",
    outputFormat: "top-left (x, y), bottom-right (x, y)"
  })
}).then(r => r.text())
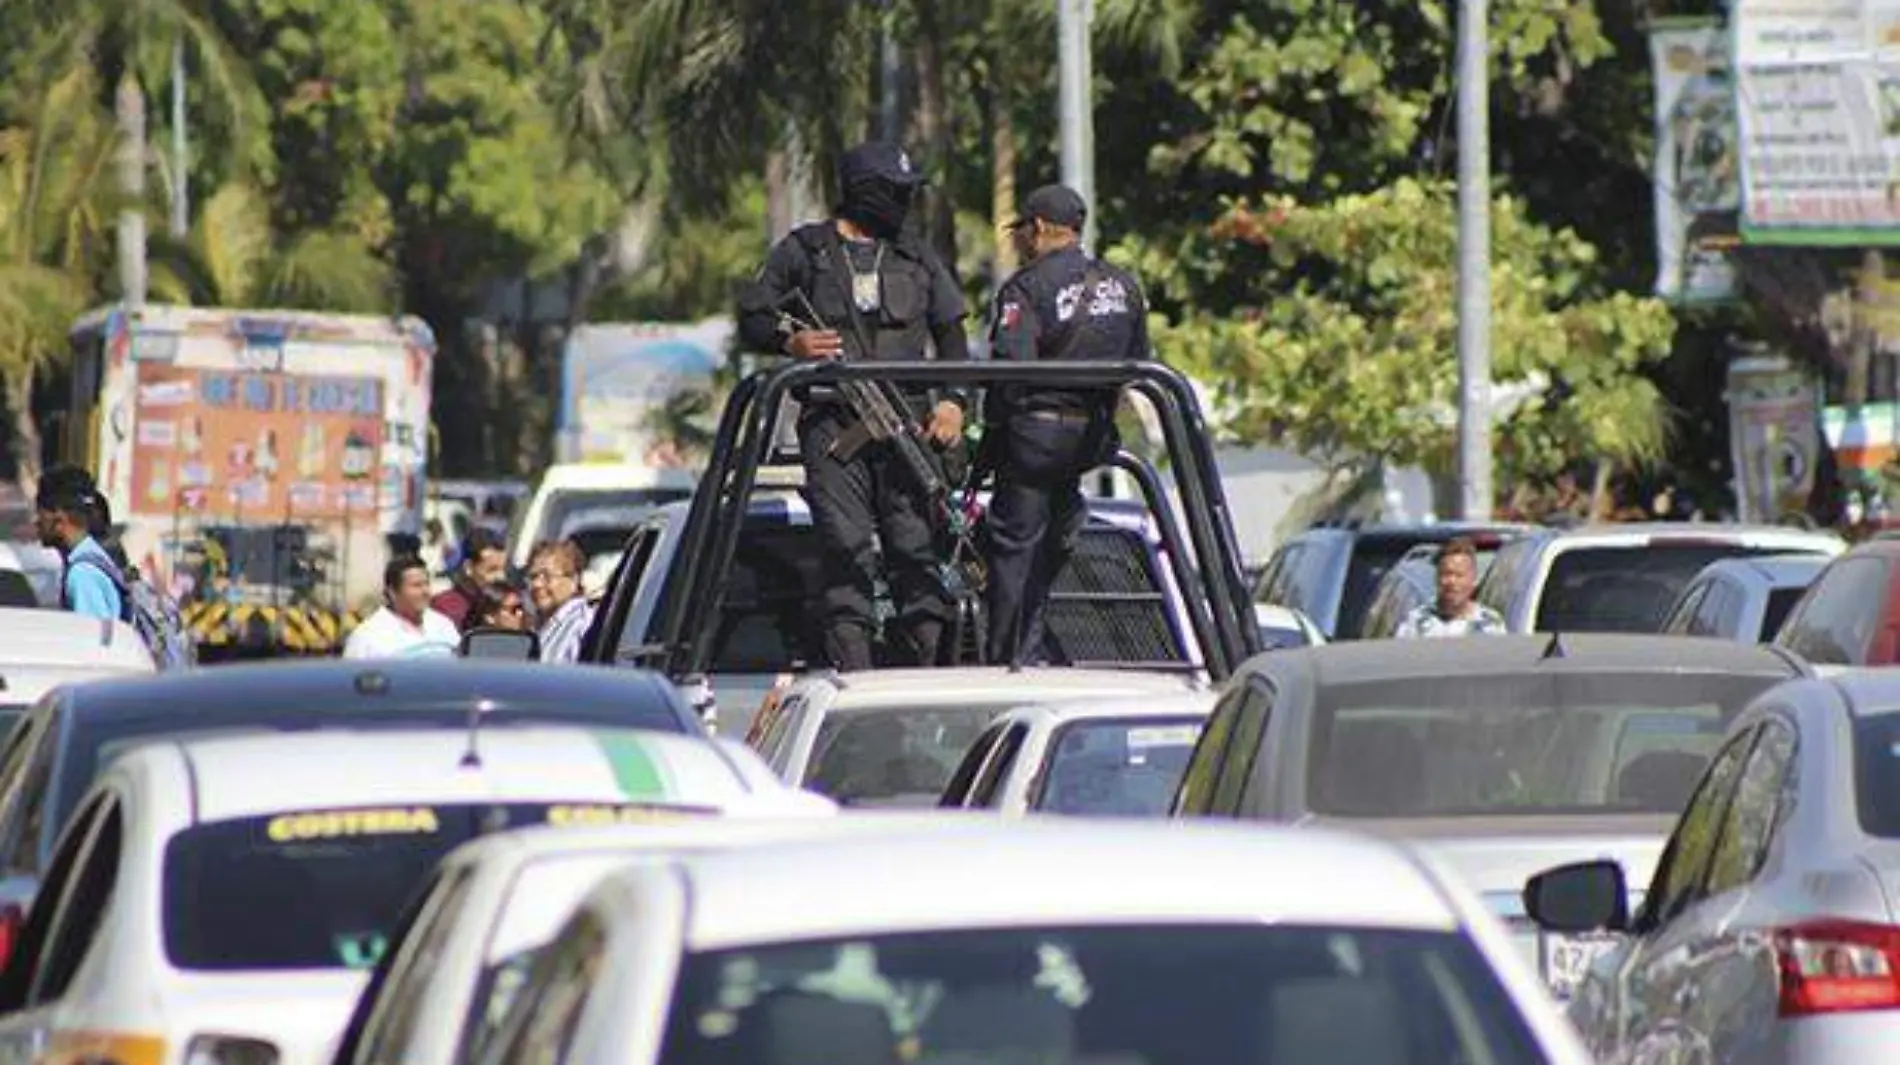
top-left (63, 304), bottom-right (435, 612)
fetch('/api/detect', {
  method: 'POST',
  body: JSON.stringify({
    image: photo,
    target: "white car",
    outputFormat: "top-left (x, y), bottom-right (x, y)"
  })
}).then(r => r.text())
top-left (506, 464), bottom-right (697, 572)
top-left (335, 814), bottom-right (989, 1065)
top-left (1475, 523), bottom-right (1844, 634)
top-left (0, 605), bottom-right (153, 727)
top-left (939, 691), bottom-right (1215, 815)
top-left (748, 667), bottom-right (1208, 807)
top-left (0, 726), bottom-right (827, 1065)
top-left (480, 820), bottom-right (1592, 1065)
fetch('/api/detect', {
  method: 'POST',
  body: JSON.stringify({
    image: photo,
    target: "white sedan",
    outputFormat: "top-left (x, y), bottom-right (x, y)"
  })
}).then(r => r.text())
top-left (336, 814), bottom-right (984, 1065)
top-left (939, 691), bottom-right (1214, 815)
top-left (747, 667), bottom-right (1208, 807)
top-left (481, 820), bottom-right (1593, 1065)
top-left (0, 726), bottom-right (828, 1065)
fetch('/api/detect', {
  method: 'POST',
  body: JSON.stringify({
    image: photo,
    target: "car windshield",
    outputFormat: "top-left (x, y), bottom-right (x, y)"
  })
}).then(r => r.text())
top-left (163, 802), bottom-right (642, 971)
top-left (1036, 718), bottom-right (1204, 816)
top-left (658, 925), bottom-right (1545, 1065)
top-left (1537, 543), bottom-right (1818, 632)
top-left (1760, 586), bottom-right (1807, 642)
top-left (60, 703), bottom-right (689, 843)
top-left (805, 705), bottom-right (1005, 807)
top-left (1307, 671), bottom-right (1783, 818)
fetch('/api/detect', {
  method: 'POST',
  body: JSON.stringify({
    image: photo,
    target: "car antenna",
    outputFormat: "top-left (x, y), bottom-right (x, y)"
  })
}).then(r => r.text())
top-left (460, 698), bottom-right (494, 769)
top-left (1540, 631), bottom-right (1567, 660)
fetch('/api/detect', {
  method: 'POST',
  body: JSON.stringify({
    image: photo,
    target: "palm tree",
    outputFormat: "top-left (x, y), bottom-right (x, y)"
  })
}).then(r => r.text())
top-left (147, 182), bottom-right (392, 312)
top-left (0, 67), bottom-right (121, 496)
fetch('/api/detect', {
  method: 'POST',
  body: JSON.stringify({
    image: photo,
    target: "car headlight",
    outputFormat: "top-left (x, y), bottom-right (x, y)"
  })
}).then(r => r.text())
top-left (183, 1035), bottom-right (279, 1065)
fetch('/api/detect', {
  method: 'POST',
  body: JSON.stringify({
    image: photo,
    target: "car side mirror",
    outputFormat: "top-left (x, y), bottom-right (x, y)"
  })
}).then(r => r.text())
top-left (1524, 859), bottom-right (1629, 934)
top-left (459, 627), bottom-right (538, 662)
top-left (0, 902), bottom-right (26, 972)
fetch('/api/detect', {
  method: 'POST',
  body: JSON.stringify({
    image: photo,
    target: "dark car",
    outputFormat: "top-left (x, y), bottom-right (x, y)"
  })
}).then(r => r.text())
top-left (1773, 538), bottom-right (1900, 667)
top-left (1253, 522), bottom-right (1530, 640)
top-left (0, 659), bottom-right (698, 912)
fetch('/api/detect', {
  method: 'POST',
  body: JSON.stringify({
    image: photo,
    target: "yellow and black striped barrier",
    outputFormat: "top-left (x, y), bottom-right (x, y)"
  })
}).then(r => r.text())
top-left (182, 602), bottom-right (374, 658)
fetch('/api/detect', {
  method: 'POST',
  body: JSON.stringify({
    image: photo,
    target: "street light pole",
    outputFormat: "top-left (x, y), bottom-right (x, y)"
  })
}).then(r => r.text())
top-left (1057, 0), bottom-right (1096, 249)
top-left (1455, 0), bottom-right (1494, 520)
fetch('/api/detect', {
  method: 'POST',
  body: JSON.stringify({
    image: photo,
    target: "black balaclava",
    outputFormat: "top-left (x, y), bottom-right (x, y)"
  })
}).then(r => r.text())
top-left (838, 178), bottom-right (914, 241)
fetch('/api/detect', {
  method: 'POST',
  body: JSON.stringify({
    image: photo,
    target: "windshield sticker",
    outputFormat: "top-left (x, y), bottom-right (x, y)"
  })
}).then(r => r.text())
top-left (334, 931), bottom-right (390, 969)
top-left (545, 804), bottom-right (704, 826)
top-left (1124, 726), bottom-right (1201, 749)
top-left (265, 807), bottom-right (440, 842)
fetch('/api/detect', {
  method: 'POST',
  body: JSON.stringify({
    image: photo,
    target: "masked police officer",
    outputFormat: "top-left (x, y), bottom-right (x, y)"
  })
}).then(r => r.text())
top-left (736, 141), bottom-right (971, 672)
top-left (982, 184), bottom-right (1150, 667)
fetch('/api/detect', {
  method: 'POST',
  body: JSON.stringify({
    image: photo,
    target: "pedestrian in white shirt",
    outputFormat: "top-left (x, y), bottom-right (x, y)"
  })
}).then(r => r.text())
top-left (344, 555), bottom-right (462, 660)
top-left (528, 539), bottom-right (594, 664)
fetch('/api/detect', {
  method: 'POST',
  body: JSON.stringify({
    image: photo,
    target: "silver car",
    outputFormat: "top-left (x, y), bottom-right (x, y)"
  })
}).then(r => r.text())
top-left (1525, 669), bottom-right (1900, 1064)
top-left (1659, 553), bottom-right (1829, 644)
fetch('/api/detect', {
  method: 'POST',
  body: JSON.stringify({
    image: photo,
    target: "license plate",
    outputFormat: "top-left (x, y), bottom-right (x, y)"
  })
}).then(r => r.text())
top-left (1540, 932), bottom-right (1619, 1000)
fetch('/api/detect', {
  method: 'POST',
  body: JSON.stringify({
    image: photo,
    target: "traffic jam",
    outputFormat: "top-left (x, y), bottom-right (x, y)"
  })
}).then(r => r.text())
top-left (0, 354), bottom-right (1890, 1065)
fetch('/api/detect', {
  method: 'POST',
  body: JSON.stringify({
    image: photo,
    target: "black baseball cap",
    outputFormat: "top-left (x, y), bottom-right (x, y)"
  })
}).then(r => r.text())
top-left (35, 464), bottom-right (100, 515)
top-left (1009, 184), bottom-right (1088, 230)
top-left (840, 141), bottom-right (925, 187)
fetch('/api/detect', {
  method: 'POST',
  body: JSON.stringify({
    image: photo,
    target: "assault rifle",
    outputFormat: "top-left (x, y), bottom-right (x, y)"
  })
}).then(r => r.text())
top-left (773, 289), bottom-right (986, 598)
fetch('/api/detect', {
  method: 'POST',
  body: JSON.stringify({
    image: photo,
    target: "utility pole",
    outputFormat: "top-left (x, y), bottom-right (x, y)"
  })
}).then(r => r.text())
top-left (171, 40), bottom-right (189, 238)
top-left (1454, 0), bottom-right (1493, 520)
top-left (115, 75), bottom-right (148, 312)
top-left (1057, 0), bottom-right (1096, 249)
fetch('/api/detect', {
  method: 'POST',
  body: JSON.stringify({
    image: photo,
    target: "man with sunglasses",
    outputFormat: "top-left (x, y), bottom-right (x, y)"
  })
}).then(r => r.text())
top-left (982, 184), bottom-right (1152, 667)
top-left (736, 140), bottom-right (972, 672)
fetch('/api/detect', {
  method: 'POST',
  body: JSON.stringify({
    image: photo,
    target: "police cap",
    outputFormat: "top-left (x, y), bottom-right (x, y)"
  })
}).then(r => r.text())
top-left (1009, 184), bottom-right (1088, 231)
top-left (840, 141), bottom-right (924, 187)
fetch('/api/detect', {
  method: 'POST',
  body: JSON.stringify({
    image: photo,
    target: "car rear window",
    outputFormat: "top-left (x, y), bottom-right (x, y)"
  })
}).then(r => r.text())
top-left (805, 705), bottom-right (1005, 808)
top-left (1852, 714), bottom-right (1900, 837)
top-left (1537, 543), bottom-right (1816, 633)
top-left (659, 925), bottom-right (1546, 1065)
top-left (1307, 671), bottom-right (1784, 818)
top-left (1759, 587), bottom-right (1806, 642)
top-left (1339, 539), bottom-right (1506, 640)
top-left (1034, 718), bottom-right (1204, 816)
top-left (162, 801), bottom-right (705, 970)
top-left (61, 703), bottom-right (690, 841)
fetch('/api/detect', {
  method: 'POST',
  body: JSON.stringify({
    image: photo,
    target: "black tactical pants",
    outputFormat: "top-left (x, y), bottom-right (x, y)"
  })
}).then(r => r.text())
top-left (799, 406), bottom-right (951, 671)
top-left (983, 409), bottom-right (1104, 667)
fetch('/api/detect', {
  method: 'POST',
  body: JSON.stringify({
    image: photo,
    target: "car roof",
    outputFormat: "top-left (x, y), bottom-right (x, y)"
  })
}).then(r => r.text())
top-left (1338, 522), bottom-right (1531, 545)
top-left (438, 810), bottom-right (986, 870)
top-left (147, 726), bottom-right (760, 824)
top-left (1525, 523), bottom-right (1845, 552)
top-left (800, 667), bottom-right (1202, 709)
top-left (1032, 691), bottom-right (1217, 722)
top-left (1251, 633), bottom-right (1806, 684)
top-left (54, 659), bottom-right (692, 728)
top-left (0, 608), bottom-right (154, 672)
top-left (660, 820), bottom-right (1458, 949)
top-left (536, 464), bottom-right (700, 491)
top-left (1696, 553), bottom-right (1832, 585)
top-left (1812, 671), bottom-right (1900, 718)
top-left (1841, 538), bottom-right (1900, 558)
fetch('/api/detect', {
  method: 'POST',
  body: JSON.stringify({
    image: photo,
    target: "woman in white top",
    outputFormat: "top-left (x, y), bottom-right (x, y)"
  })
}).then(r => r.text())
top-left (343, 556), bottom-right (462, 659)
top-left (527, 539), bottom-right (594, 664)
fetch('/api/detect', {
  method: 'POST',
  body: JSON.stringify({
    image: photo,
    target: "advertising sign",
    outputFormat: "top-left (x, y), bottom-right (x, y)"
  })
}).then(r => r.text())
top-left (1726, 353), bottom-right (1822, 522)
top-left (1734, 0), bottom-right (1900, 242)
top-left (557, 320), bottom-right (728, 466)
top-left (1651, 20), bottom-right (1743, 301)
top-left (129, 363), bottom-right (385, 519)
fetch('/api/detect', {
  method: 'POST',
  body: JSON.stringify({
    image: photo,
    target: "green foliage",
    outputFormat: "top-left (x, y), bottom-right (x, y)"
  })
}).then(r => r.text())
top-left (1121, 178), bottom-right (1675, 482)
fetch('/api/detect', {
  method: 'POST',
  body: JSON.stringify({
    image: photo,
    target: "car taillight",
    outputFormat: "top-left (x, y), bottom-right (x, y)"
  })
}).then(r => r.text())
top-left (1776, 919), bottom-right (1900, 1015)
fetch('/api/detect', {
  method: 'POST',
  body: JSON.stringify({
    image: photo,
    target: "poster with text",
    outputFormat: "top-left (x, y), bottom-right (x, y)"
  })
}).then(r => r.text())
top-left (129, 363), bottom-right (385, 520)
top-left (1651, 21), bottom-right (1743, 301)
top-left (1734, 0), bottom-right (1900, 241)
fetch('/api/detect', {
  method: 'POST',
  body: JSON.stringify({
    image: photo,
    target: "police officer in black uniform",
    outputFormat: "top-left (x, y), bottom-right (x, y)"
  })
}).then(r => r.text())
top-left (982, 184), bottom-right (1150, 667)
top-left (736, 141), bottom-right (971, 672)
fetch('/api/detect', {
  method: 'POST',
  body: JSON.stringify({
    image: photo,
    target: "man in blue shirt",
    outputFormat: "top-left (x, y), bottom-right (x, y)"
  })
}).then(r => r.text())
top-left (35, 465), bottom-right (125, 622)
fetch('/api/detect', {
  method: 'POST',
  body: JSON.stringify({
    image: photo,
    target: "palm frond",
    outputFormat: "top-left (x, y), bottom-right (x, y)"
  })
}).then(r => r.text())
top-left (261, 229), bottom-right (392, 313)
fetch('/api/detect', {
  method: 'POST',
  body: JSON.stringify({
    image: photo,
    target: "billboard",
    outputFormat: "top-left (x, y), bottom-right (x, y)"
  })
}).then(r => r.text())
top-left (1734, 0), bottom-right (1900, 242)
top-left (129, 362), bottom-right (385, 520)
top-left (557, 320), bottom-right (728, 466)
top-left (1725, 353), bottom-right (1821, 523)
top-left (1651, 20), bottom-right (1743, 301)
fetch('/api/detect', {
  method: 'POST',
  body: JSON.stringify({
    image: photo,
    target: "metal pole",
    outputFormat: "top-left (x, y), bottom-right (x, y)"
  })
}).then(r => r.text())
top-left (1057, 0), bottom-right (1097, 250)
top-left (170, 39), bottom-right (188, 238)
top-left (1454, 0), bottom-right (1493, 521)
top-left (115, 75), bottom-right (148, 312)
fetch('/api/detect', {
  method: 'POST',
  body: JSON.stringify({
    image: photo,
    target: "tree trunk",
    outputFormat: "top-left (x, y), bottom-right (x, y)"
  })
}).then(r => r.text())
top-left (7, 367), bottom-right (41, 501)
top-left (115, 72), bottom-right (148, 310)
top-left (991, 89), bottom-right (1019, 281)
top-left (912, 3), bottom-right (957, 267)
top-left (1847, 248), bottom-right (1887, 409)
